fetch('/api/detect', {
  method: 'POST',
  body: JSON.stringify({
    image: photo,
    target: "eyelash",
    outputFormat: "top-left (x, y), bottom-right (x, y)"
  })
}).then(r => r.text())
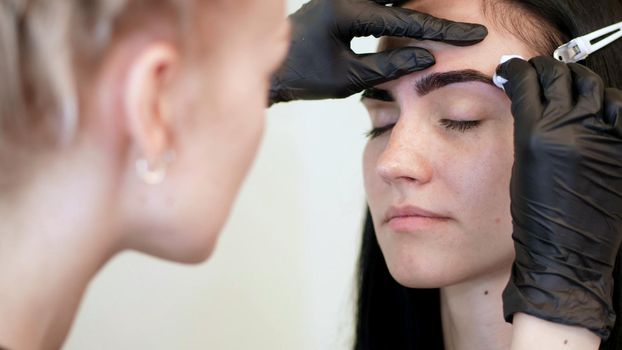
top-left (366, 119), bottom-right (481, 139)
top-left (439, 119), bottom-right (481, 132)
top-left (366, 124), bottom-right (394, 139)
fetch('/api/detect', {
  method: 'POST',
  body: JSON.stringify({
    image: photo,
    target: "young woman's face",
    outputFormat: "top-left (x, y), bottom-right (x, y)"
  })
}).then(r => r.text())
top-left (362, 0), bottom-right (535, 287)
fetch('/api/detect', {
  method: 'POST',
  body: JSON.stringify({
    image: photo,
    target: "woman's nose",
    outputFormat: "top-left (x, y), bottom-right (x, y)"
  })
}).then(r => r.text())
top-left (376, 122), bottom-right (433, 186)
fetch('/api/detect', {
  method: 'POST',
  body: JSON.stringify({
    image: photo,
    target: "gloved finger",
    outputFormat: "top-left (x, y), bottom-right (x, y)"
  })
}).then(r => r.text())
top-left (530, 56), bottom-right (573, 117)
top-left (568, 63), bottom-right (605, 117)
top-left (497, 58), bottom-right (545, 133)
top-left (350, 47), bottom-right (435, 90)
top-left (600, 88), bottom-right (622, 137)
top-left (582, 86), bottom-right (621, 134)
top-left (350, 5), bottom-right (487, 46)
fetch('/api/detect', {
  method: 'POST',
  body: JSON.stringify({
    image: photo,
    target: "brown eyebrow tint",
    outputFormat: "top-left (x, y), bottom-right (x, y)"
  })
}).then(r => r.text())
top-left (361, 69), bottom-right (496, 102)
top-left (416, 69), bottom-right (495, 96)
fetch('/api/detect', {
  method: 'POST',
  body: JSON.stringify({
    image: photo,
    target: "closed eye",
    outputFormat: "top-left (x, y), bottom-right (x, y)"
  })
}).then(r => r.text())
top-left (439, 119), bottom-right (481, 132)
top-left (367, 120), bottom-right (481, 139)
top-left (366, 124), bottom-right (395, 139)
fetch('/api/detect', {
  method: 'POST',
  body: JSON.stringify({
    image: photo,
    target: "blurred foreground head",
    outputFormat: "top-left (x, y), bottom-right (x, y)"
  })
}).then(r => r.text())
top-left (0, 0), bottom-right (289, 263)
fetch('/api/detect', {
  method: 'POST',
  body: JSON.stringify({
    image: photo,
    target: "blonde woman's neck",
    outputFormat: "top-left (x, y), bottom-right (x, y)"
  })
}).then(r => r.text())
top-left (0, 147), bottom-right (122, 350)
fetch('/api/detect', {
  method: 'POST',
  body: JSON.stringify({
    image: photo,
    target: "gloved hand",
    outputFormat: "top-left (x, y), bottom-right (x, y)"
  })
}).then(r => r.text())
top-left (497, 56), bottom-right (622, 339)
top-left (269, 0), bottom-right (488, 104)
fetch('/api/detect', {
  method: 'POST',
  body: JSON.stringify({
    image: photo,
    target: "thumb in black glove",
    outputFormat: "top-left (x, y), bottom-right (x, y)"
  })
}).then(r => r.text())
top-left (497, 56), bottom-right (622, 339)
top-left (269, 0), bottom-right (488, 104)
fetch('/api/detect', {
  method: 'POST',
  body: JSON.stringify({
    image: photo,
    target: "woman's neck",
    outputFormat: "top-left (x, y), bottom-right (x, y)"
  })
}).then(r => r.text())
top-left (0, 243), bottom-right (93, 350)
top-left (0, 154), bottom-right (120, 350)
top-left (440, 267), bottom-right (514, 350)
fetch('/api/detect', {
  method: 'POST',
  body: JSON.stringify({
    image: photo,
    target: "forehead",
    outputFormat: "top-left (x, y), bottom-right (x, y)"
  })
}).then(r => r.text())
top-left (379, 0), bottom-right (535, 89)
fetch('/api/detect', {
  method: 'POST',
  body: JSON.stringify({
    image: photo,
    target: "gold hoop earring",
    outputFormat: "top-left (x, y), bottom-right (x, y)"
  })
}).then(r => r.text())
top-left (135, 150), bottom-right (175, 185)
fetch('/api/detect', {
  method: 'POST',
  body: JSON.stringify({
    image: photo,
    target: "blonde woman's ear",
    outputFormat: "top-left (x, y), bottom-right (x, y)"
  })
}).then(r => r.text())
top-left (124, 42), bottom-right (179, 172)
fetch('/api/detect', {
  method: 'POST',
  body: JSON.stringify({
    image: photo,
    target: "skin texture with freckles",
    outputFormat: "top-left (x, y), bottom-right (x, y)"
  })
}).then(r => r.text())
top-left (363, 0), bottom-right (534, 291)
top-left (362, 0), bottom-right (537, 348)
top-left (365, 82), bottom-right (516, 287)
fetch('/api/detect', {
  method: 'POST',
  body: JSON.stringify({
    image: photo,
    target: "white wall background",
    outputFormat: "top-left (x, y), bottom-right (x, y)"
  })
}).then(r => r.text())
top-left (63, 2), bottom-right (378, 349)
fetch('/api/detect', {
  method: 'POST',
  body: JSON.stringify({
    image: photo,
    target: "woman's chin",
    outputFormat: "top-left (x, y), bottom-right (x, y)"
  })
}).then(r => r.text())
top-left (169, 230), bottom-right (221, 264)
top-left (131, 225), bottom-right (222, 265)
top-left (172, 243), bottom-right (218, 265)
top-left (385, 258), bottom-right (462, 289)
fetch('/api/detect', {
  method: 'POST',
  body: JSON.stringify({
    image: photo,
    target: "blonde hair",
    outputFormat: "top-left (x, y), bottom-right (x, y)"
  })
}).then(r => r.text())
top-left (0, 0), bottom-right (188, 151)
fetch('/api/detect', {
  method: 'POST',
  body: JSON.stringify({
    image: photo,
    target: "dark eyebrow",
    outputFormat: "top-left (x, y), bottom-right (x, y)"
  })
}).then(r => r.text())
top-left (417, 69), bottom-right (495, 96)
top-left (361, 69), bottom-right (496, 102)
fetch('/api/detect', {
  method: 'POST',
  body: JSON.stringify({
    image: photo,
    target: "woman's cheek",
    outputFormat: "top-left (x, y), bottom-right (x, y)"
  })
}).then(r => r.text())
top-left (363, 138), bottom-right (390, 190)
top-left (362, 142), bottom-right (378, 195)
top-left (462, 130), bottom-right (514, 223)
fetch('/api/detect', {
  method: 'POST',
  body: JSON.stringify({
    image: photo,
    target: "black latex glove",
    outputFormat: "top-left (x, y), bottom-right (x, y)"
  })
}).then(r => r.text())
top-left (269, 0), bottom-right (488, 104)
top-left (497, 56), bottom-right (622, 339)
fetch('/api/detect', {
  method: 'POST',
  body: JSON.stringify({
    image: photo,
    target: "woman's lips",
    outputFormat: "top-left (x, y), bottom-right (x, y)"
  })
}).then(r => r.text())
top-left (384, 205), bottom-right (451, 232)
